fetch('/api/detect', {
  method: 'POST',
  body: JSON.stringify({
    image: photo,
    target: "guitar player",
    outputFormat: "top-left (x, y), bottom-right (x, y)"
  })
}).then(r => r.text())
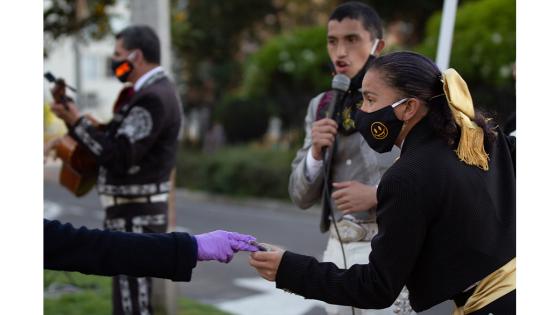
top-left (48, 25), bottom-right (182, 315)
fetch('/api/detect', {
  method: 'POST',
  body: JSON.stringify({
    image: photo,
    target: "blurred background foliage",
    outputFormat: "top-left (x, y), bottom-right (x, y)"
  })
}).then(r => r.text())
top-left (239, 26), bottom-right (330, 130)
top-left (175, 145), bottom-right (296, 199)
top-left (44, 0), bottom-right (116, 55)
top-left (213, 95), bottom-right (272, 143)
top-left (416, 0), bottom-right (516, 119)
top-left (45, 0), bottom-right (515, 199)
top-left (171, 0), bottom-right (515, 199)
top-left (169, 0), bottom-right (514, 134)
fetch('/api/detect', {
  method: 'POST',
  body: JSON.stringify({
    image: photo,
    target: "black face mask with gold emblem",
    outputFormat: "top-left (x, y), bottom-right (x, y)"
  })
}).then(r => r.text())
top-left (355, 98), bottom-right (407, 153)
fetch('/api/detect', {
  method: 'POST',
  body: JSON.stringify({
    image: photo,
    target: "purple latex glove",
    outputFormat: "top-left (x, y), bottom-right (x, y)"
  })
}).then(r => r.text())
top-left (194, 230), bottom-right (259, 263)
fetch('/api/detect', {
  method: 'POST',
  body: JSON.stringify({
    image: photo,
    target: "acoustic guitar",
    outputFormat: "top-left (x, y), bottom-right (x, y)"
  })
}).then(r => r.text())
top-left (45, 72), bottom-right (97, 197)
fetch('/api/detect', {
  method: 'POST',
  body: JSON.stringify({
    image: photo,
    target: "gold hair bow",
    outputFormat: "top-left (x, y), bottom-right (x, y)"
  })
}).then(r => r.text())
top-left (442, 69), bottom-right (489, 171)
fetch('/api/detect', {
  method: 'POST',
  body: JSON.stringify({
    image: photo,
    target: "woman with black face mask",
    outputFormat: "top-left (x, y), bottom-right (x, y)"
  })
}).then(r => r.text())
top-left (250, 51), bottom-right (516, 315)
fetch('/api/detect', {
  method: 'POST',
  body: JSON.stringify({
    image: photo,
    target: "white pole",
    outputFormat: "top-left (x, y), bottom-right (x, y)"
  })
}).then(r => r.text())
top-left (131, 0), bottom-right (172, 77)
top-left (436, 0), bottom-right (459, 70)
top-left (130, 3), bottom-right (176, 315)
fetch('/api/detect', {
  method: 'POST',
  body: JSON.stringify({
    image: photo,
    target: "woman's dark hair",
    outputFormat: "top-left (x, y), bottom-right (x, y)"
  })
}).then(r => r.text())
top-left (369, 51), bottom-right (496, 147)
top-left (116, 25), bottom-right (161, 64)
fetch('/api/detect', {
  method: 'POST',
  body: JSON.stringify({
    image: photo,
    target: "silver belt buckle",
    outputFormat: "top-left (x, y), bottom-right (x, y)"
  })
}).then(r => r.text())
top-left (330, 219), bottom-right (367, 243)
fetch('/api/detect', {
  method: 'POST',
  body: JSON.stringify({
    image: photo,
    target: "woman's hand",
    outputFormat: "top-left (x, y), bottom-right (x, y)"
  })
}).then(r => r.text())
top-left (249, 244), bottom-right (285, 281)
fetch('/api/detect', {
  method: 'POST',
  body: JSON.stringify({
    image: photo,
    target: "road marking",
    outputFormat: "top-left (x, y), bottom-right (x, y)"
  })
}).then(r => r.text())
top-left (216, 277), bottom-right (325, 315)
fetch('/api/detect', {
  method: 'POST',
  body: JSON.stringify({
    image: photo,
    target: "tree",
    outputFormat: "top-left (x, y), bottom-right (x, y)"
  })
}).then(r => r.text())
top-left (170, 0), bottom-right (277, 109)
top-left (416, 0), bottom-right (515, 122)
top-left (240, 26), bottom-right (330, 129)
top-left (360, 0), bottom-right (447, 44)
top-left (44, 0), bottom-right (116, 51)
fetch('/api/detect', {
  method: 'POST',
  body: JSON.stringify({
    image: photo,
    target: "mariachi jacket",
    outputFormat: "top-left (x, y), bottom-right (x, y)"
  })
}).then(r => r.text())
top-left (69, 71), bottom-right (182, 197)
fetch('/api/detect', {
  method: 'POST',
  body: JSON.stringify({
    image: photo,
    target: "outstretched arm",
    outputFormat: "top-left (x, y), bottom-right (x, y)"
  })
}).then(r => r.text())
top-left (251, 175), bottom-right (426, 309)
top-left (44, 219), bottom-right (258, 281)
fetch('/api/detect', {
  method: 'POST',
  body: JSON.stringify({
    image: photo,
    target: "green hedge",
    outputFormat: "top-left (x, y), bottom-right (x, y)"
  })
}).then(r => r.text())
top-left (213, 95), bottom-right (272, 143)
top-left (176, 145), bottom-right (297, 200)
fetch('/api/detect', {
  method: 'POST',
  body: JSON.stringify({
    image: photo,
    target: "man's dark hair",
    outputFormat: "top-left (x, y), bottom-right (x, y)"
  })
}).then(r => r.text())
top-left (329, 1), bottom-right (383, 40)
top-left (116, 25), bottom-right (161, 64)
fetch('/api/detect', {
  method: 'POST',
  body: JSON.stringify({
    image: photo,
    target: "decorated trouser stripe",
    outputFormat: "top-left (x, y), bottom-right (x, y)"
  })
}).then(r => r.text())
top-left (117, 275), bottom-right (133, 315)
top-left (105, 203), bottom-right (167, 315)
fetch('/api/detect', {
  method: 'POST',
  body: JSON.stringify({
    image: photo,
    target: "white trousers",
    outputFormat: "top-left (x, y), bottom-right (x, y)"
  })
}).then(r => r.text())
top-left (322, 237), bottom-right (416, 315)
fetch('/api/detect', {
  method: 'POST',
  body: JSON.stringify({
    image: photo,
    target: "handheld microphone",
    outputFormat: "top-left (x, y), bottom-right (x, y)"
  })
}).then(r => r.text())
top-left (319, 73), bottom-right (350, 234)
top-left (324, 73), bottom-right (351, 119)
top-left (322, 74), bottom-right (350, 162)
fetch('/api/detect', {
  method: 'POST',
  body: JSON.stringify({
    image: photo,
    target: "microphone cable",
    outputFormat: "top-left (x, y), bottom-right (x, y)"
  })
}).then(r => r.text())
top-left (323, 137), bottom-right (349, 269)
top-left (322, 106), bottom-right (356, 315)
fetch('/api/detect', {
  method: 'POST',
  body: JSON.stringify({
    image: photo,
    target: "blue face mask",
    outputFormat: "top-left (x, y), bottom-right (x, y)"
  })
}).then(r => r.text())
top-left (355, 98), bottom-right (408, 153)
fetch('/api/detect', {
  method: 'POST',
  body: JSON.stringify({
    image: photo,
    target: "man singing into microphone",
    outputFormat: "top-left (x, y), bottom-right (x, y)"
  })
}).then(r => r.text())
top-left (288, 2), bottom-right (407, 315)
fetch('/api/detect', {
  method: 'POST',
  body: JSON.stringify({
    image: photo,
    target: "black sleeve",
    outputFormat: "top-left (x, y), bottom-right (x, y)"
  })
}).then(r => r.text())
top-left (275, 175), bottom-right (426, 309)
top-left (44, 219), bottom-right (198, 281)
top-left (68, 94), bottom-right (166, 174)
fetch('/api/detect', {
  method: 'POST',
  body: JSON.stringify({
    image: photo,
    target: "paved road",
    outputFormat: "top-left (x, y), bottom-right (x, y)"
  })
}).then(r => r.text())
top-left (44, 165), bottom-right (452, 315)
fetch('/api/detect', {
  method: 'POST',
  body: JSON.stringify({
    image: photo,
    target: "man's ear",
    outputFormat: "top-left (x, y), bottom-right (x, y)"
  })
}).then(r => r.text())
top-left (129, 50), bottom-right (142, 64)
top-left (374, 39), bottom-right (385, 56)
